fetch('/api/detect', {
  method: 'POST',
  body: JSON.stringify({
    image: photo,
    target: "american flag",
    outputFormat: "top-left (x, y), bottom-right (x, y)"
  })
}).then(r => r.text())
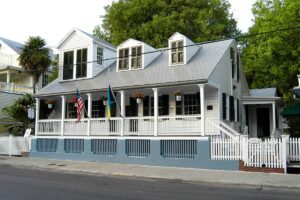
top-left (76, 89), bottom-right (85, 122)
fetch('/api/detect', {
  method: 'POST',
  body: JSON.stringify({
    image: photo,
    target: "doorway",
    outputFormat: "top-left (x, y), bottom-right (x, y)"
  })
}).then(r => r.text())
top-left (256, 107), bottom-right (270, 138)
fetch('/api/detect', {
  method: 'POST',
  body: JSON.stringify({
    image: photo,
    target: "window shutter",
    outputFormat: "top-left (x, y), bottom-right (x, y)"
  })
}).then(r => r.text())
top-left (237, 99), bottom-right (240, 122)
top-left (162, 95), bottom-right (169, 115)
top-left (84, 100), bottom-right (88, 118)
top-left (236, 53), bottom-right (240, 82)
top-left (230, 48), bottom-right (235, 78)
top-left (229, 96), bottom-right (235, 121)
top-left (99, 100), bottom-right (105, 117)
top-left (176, 98), bottom-right (182, 115)
top-left (143, 96), bottom-right (149, 116)
top-left (222, 93), bottom-right (227, 120)
top-left (196, 92), bottom-right (201, 114)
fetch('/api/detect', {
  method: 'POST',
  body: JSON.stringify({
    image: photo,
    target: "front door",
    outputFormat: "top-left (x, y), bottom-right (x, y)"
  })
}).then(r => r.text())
top-left (256, 107), bottom-right (270, 138)
top-left (125, 97), bottom-right (138, 132)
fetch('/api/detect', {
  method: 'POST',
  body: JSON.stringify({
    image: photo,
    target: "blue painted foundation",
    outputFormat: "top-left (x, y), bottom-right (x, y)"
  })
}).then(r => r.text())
top-left (30, 138), bottom-right (239, 171)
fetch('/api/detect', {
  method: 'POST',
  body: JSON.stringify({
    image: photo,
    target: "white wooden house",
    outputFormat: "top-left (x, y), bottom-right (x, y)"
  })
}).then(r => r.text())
top-left (30, 29), bottom-right (284, 170)
top-left (0, 37), bottom-right (52, 119)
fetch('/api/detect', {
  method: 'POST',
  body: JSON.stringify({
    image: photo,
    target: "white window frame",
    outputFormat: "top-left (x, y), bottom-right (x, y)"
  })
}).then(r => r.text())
top-left (118, 48), bottom-right (129, 71)
top-left (131, 46), bottom-right (142, 69)
top-left (97, 47), bottom-right (103, 65)
top-left (170, 40), bottom-right (184, 65)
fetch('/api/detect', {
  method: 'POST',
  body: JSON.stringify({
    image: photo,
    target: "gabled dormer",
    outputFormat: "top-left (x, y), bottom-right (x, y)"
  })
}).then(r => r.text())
top-left (57, 28), bottom-right (116, 81)
top-left (117, 39), bottom-right (161, 72)
top-left (168, 32), bottom-right (200, 66)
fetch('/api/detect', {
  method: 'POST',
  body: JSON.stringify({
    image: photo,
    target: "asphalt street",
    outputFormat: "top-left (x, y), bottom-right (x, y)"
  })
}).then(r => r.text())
top-left (0, 164), bottom-right (299, 200)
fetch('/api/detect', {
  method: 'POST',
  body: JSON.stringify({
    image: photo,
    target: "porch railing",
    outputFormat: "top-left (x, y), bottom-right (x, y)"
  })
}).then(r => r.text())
top-left (158, 115), bottom-right (201, 135)
top-left (36, 115), bottom-right (203, 136)
top-left (0, 82), bottom-right (33, 94)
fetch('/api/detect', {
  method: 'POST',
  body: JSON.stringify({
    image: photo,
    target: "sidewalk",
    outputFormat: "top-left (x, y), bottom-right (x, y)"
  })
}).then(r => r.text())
top-left (1, 155), bottom-right (299, 189)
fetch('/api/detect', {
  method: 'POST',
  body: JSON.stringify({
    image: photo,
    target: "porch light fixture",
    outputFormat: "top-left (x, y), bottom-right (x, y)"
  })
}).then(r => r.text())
top-left (133, 92), bottom-right (144, 104)
top-left (174, 90), bottom-right (183, 101)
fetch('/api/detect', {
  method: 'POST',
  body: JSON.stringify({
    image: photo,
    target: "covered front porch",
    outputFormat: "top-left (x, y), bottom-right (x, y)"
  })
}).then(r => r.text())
top-left (35, 83), bottom-right (224, 137)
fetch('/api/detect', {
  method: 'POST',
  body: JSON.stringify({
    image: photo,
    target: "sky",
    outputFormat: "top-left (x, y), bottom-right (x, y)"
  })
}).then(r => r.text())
top-left (0, 0), bottom-right (256, 47)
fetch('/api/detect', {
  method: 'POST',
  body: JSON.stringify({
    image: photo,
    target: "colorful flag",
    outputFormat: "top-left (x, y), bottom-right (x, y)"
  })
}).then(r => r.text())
top-left (107, 85), bottom-right (117, 120)
top-left (76, 89), bottom-right (85, 122)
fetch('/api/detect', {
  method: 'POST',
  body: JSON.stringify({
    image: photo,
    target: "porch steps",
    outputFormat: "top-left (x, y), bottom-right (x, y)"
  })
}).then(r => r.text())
top-left (287, 162), bottom-right (300, 168)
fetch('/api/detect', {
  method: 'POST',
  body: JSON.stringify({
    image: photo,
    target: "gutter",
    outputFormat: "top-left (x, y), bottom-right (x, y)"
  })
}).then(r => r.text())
top-left (33, 79), bottom-right (208, 98)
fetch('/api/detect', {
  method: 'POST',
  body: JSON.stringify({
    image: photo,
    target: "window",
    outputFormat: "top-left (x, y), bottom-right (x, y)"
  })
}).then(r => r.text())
top-left (236, 53), bottom-right (240, 82)
top-left (143, 95), bottom-right (169, 116)
top-left (118, 48), bottom-right (129, 70)
top-left (131, 46), bottom-right (142, 69)
top-left (67, 103), bottom-right (77, 118)
top-left (97, 47), bottom-right (103, 65)
top-left (229, 96), bottom-right (235, 121)
top-left (42, 73), bottom-right (49, 87)
top-left (171, 40), bottom-right (184, 64)
top-left (76, 48), bottom-right (87, 78)
top-left (92, 100), bottom-right (105, 118)
top-left (183, 93), bottom-right (200, 115)
top-left (63, 51), bottom-right (74, 80)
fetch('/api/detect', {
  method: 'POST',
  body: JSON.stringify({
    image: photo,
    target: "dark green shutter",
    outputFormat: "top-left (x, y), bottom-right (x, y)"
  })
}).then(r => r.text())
top-left (176, 99), bottom-right (182, 115)
top-left (236, 54), bottom-right (240, 82)
top-left (230, 48), bottom-right (235, 78)
top-left (143, 96), bottom-right (149, 116)
top-left (196, 92), bottom-right (200, 114)
top-left (162, 95), bottom-right (169, 115)
top-left (222, 93), bottom-right (227, 120)
top-left (237, 99), bottom-right (240, 122)
top-left (229, 96), bottom-right (235, 121)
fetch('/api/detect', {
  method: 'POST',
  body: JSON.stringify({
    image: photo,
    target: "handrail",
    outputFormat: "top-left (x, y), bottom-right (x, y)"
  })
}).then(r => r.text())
top-left (219, 121), bottom-right (240, 136)
top-left (205, 119), bottom-right (239, 138)
top-left (158, 115), bottom-right (201, 119)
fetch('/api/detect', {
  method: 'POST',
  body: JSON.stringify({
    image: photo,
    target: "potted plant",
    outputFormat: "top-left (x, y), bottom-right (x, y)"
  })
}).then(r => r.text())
top-left (174, 90), bottom-right (183, 101)
top-left (71, 96), bottom-right (78, 107)
top-left (46, 99), bottom-right (55, 109)
top-left (100, 96), bottom-right (107, 105)
top-left (133, 92), bottom-right (144, 104)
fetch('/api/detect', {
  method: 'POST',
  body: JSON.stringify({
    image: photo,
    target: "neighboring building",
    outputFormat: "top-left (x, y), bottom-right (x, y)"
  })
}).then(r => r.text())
top-left (31, 29), bottom-right (283, 170)
top-left (0, 37), bottom-right (52, 119)
top-left (292, 75), bottom-right (300, 99)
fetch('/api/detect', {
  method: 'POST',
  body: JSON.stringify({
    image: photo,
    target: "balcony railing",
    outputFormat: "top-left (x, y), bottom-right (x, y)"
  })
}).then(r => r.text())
top-left (0, 82), bottom-right (33, 94)
top-left (36, 115), bottom-right (202, 137)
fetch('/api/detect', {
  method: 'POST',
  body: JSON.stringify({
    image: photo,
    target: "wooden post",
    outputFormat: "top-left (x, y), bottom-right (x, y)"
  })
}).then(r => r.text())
top-left (153, 88), bottom-right (158, 136)
top-left (35, 98), bottom-right (40, 136)
top-left (61, 95), bottom-right (66, 136)
top-left (87, 93), bottom-right (92, 136)
top-left (119, 90), bottom-right (125, 136)
top-left (198, 84), bottom-right (205, 136)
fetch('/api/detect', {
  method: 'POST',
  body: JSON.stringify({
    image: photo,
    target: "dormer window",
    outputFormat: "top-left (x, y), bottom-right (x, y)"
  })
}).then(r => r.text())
top-left (63, 51), bottom-right (74, 80)
top-left (119, 48), bottom-right (129, 70)
top-left (76, 48), bottom-right (87, 78)
top-left (171, 40), bottom-right (184, 65)
top-left (97, 47), bottom-right (103, 65)
top-left (131, 46), bottom-right (142, 69)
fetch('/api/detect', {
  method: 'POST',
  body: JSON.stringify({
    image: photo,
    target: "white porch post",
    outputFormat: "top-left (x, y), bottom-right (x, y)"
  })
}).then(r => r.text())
top-left (272, 102), bottom-right (276, 137)
top-left (6, 71), bottom-right (10, 83)
top-left (87, 93), bottom-right (92, 136)
top-left (198, 84), bottom-right (205, 136)
top-left (119, 90), bottom-right (125, 136)
top-left (35, 98), bottom-right (40, 136)
top-left (61, 95), bottom-right (66, 136)
top-left (153, 88), bottom-right (158, 136)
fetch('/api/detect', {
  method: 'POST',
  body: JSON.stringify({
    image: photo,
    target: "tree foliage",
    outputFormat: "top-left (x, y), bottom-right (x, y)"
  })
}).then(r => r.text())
top-left (18, 36), bottom-right (51, 93)
top-left (2, 94), bottom-right (34, 135)
top-left (49, 54), bottom-right (59, 83)
top-left (241, 0), bottom-right (300, 100)
top-left (94, 0), bottom-right (240, 48)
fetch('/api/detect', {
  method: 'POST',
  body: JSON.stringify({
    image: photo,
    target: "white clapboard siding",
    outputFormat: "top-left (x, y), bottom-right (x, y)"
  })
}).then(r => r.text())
top-left (0, 136), bottom-right (31, 155)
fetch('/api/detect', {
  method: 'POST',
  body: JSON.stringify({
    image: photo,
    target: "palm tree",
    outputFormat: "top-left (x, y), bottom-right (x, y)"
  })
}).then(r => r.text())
top-left (18, 36), bottom-right (51, 93)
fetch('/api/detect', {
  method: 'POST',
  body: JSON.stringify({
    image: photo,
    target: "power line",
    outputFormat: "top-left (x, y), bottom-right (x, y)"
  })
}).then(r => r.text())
top-left (21, 25), bottom-right (300, 72)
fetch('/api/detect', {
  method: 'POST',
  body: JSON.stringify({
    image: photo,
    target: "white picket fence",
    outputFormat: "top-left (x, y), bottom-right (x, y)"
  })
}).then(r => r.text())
top-left (288, 137), bottom-right (300, 161)
top-left (211, 136), bottom-right (289, 169)
top-left (0, 135), bottom-right (31, 156)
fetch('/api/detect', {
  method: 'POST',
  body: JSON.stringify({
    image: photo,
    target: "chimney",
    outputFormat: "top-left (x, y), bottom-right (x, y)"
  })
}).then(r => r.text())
top-left (298, 75), bottom-right (300, 86)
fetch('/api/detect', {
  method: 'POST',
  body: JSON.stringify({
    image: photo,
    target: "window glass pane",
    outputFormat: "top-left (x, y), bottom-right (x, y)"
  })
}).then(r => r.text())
top-left (178, 41), bottom-right (183, 51)
top-left (119, 49), bottom-right (124, 58)
top-left (132, 47), bottom-right (136, 56)
top-left (137, 46), bottom-right (142, 56)
top-left (171, 42), bottom-right (177, 52)
top-left (178, 52), bottom-right (183, 63)
top-left (124, 48), bottom-right (129, 57)
top-left (172, 53), bottom-right (177, 63)
top-left (63, 51), bottom-right (74, 80)
top-left (97, 47), bottom-right (103, 65)
top-left (76, 48), bottom-right (87, 78)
